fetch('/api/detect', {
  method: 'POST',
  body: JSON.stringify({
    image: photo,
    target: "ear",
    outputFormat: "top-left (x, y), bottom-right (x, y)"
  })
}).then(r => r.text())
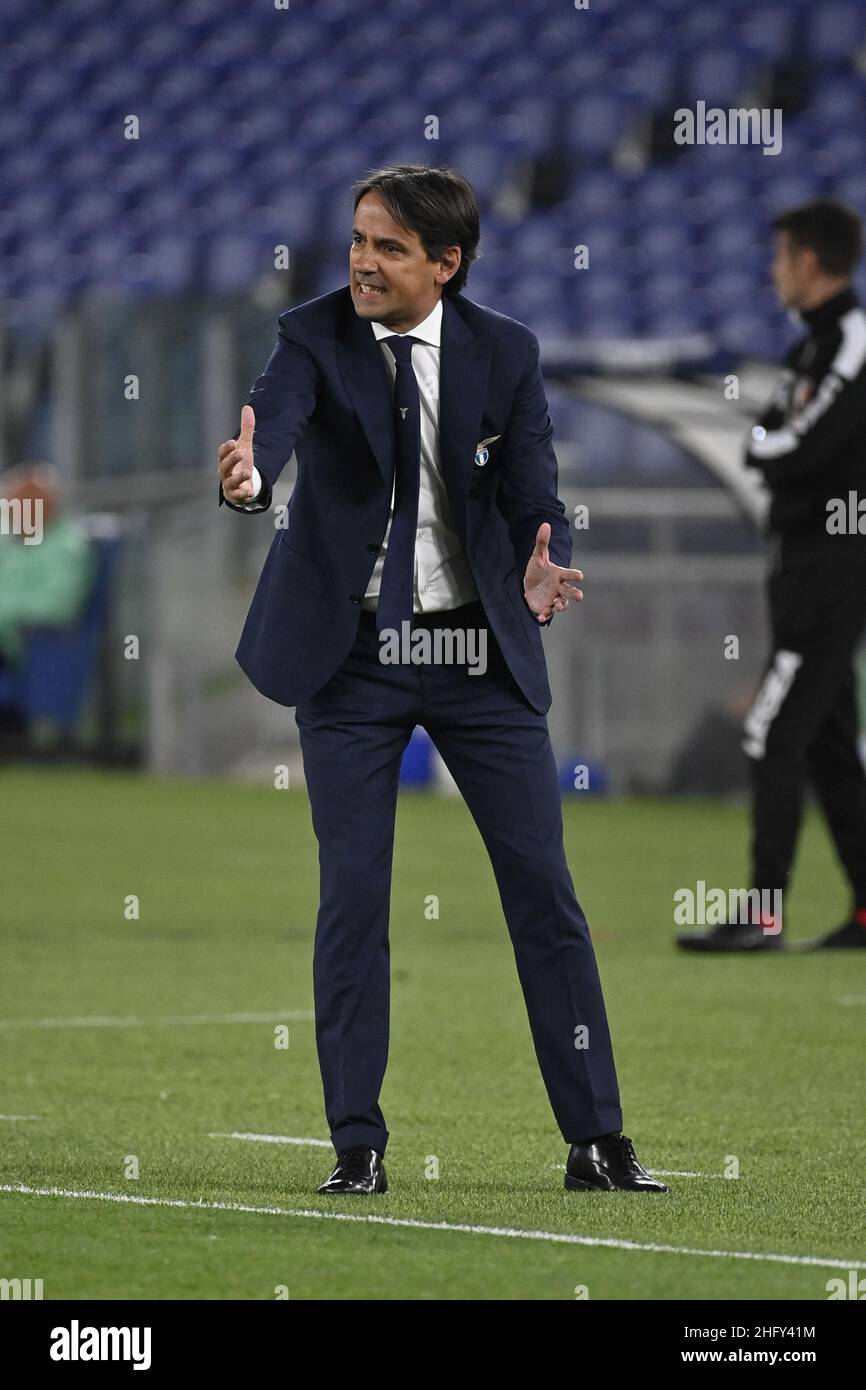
top-left (436, 246), bottom-right (462, 287)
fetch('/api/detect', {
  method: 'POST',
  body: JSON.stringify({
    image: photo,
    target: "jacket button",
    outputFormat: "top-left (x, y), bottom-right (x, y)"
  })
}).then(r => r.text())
top-left (367, 542), bottom-right (379, 553)
top-left (350, 593), bottom-right (362, 603)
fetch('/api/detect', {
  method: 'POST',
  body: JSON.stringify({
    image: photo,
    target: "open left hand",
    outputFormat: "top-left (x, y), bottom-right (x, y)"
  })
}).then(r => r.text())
top-left (523, 522), bottom-right (584, 623)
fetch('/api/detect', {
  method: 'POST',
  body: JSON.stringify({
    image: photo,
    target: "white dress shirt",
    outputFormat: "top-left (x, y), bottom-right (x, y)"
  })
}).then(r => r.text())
top-left (241, 296), bottom-right (478, 613)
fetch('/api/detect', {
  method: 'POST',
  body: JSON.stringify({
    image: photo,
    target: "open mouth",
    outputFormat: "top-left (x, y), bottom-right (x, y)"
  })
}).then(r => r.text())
top-left (357, 282), bottom-right (386, 299)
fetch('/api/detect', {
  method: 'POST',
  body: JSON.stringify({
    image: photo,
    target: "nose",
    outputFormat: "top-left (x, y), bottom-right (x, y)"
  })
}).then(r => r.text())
top-left (351, 246), bottom-right (378, 274)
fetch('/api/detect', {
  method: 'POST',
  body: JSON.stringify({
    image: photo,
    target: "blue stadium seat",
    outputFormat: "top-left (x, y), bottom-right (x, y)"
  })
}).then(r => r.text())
top-left (807, 2), bottom-right (866, 65)
top-left (740, 4), bottom-right (798, 63)
top-left (684, 47), bottom-right (758, 107)
top-left (3, 0), bottom-right (866, 353)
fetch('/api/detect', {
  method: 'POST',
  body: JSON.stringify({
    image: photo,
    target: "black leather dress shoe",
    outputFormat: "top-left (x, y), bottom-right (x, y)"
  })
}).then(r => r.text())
top-left (676, 920), bottom-right (784, 952)
top-left (316, 1145), bottom-right (388, 1195)
top-left (565, 1133), bottom-right (669, 1192)
top-left (807, 918), bottom-right (866, 949)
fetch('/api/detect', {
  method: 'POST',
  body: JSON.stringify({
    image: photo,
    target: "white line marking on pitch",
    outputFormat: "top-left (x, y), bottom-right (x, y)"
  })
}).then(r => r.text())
top-left (229, 1142), bottom-right (713, 1173)
top-left (649, 1169), bottom-right (724, 1179)
top-left (1, 1183), bottom-right (862, 1271)
top-left (0, 1115), bottom-right (43, 1121)
top-left (226, 1140), bottom-right (726, 1175)
top-left (839, 996), bottom-right (866, 1005)
top-left (209, 1132), bottom-right (331, 1148)
top-left (0, 1011), bottom-right (314, 1030)
top-left (551, 1164), bottom-right (721, 1178)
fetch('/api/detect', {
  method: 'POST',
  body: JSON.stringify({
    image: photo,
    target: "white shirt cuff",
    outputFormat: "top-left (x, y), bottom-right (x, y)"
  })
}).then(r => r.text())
top-left (239, 465), bottom-right (263, 508)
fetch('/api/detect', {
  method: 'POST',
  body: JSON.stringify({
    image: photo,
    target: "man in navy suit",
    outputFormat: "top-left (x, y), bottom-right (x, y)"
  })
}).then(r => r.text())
top-left (218, 164), bottom-right (666, 1196)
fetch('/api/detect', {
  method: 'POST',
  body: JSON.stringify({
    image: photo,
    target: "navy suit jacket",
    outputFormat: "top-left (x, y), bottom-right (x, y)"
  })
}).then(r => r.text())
top-left (219, 285), bottom-right (572, 714)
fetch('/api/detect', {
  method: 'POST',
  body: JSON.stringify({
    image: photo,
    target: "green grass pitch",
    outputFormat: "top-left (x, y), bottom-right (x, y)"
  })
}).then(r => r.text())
top-left (1, 767), bottom-right (864, 1300)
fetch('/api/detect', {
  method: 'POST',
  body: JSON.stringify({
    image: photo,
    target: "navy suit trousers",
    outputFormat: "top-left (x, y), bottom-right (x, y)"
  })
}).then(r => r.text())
top-left (294, 599), bottom-right (623, 1156)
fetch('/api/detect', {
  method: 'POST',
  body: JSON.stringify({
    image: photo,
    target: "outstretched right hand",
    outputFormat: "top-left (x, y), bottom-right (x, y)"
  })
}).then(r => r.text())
top-left (218, 405), bottom-right (257, 504)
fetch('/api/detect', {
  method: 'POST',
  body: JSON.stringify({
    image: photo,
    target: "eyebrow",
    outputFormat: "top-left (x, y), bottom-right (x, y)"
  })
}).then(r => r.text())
top-left (351, 227), bottom-right (410, 251)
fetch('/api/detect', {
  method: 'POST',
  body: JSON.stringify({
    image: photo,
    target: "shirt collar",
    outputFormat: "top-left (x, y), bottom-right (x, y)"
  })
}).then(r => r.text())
top-left (370, 296), bottom-right (442, 347)
top-left (799, 285), bottom-right (858, 332)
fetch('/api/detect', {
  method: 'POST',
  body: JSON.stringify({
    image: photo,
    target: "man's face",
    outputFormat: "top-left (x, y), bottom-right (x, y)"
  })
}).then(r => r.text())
top-left (349, 191), bottom-right (460, 332)
top-left (770, 230), bottom-right (814, 309)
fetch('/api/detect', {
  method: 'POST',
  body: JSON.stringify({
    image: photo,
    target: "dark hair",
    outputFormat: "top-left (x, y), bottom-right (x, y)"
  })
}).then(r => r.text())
top-left (351, 163), bottom-right (481, 296)
top-left (772, 198), bottom-right (864, 277)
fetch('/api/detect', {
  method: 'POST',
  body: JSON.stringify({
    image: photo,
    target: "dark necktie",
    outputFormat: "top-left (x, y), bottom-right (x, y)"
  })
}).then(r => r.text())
top-left (376, 334), bottom-right (421, 632)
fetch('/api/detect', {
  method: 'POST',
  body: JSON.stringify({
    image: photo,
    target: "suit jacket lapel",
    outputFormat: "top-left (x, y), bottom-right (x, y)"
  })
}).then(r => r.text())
top-left (439, 294), bottom-right (491, 529)
top-left (336, 290), bottom-right (395, 489)
top-left (334, 289), bottom-right (491, 524)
